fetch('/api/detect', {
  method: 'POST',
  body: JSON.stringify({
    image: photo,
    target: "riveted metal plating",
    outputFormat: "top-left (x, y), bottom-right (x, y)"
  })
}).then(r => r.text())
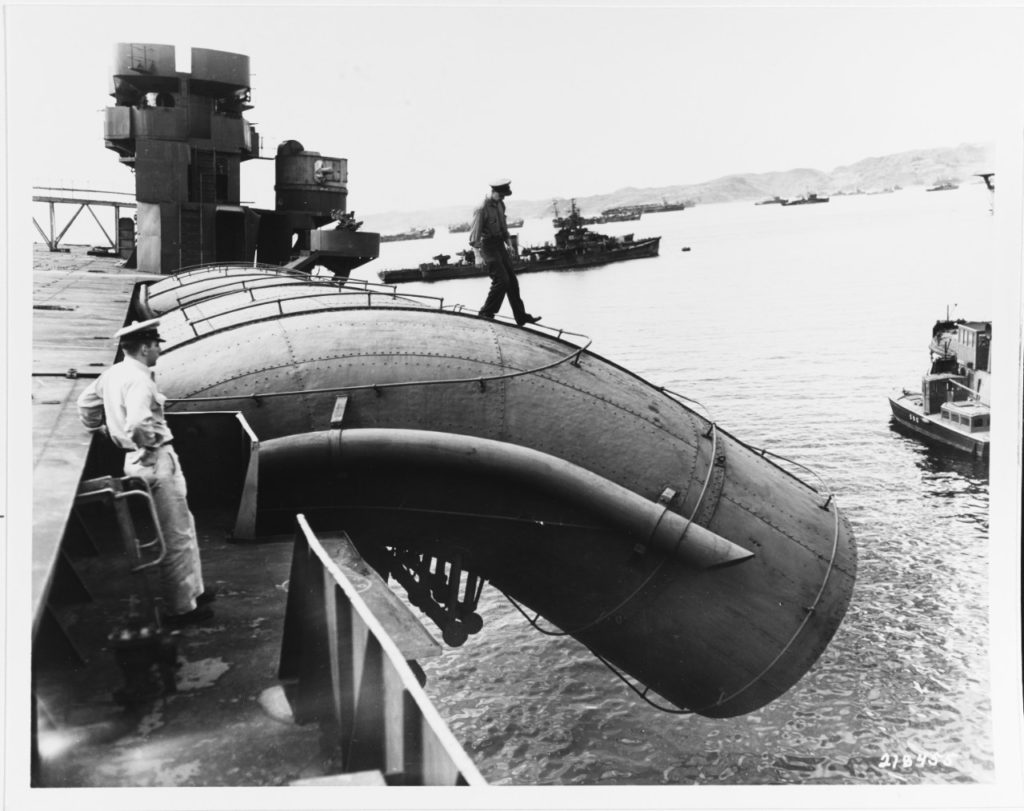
top-left (152, 270), bottom-right (855, 718)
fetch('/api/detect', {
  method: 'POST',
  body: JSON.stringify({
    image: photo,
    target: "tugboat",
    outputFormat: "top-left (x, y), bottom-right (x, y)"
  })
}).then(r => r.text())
top-left (380, 226), bottom-right (435, 242)
top-left (926, 179), bottom-right (959, 192)
top-left (888, 316), bottom-right (991, 460)
top-left (378, 201), bottom-right (661, 283)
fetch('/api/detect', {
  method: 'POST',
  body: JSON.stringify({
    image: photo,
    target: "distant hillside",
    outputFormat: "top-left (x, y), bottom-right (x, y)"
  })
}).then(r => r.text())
top-left (361, 142), bottom-right (993, 233)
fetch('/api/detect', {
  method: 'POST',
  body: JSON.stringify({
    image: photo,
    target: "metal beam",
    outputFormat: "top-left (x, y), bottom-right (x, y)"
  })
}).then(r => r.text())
top-left (53, 204), bottom-right (86, 247)
top-left (86, 203), bottom-right (115, 247)
top-left (31, 196), bottom-right (136, 252)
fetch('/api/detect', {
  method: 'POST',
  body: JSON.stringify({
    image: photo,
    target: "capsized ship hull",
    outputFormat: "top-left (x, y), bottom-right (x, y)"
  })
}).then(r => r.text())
top-left (142, 265), bottom-right (856, 718)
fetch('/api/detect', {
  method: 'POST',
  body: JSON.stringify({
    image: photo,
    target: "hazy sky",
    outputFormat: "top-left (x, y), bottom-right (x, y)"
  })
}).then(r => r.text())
top-left (6, 3), bottom-right (1023, 215)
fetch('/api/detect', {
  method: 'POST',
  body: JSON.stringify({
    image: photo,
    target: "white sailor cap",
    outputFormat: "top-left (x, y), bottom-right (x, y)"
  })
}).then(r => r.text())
top-left (115, 318), bottom-right (165, 342)
top-left (489, 178), bottom-right (512, 195)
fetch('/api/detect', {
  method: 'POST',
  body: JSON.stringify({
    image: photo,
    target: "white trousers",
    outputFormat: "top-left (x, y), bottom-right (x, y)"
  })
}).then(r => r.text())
top-left (124, 445), bottom-right (205, 614)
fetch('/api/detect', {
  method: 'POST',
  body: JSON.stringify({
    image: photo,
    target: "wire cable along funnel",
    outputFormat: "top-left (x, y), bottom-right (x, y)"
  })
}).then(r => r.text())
top-left (146, 263), bottom-right (856, 718)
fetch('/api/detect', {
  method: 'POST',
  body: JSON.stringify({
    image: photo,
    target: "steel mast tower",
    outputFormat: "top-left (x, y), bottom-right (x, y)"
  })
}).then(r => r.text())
top-left (104, 43), bottom-right (378, 275)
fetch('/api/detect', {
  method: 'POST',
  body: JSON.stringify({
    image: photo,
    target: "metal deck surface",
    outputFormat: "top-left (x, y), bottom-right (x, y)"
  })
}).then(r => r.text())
top-left (35, 513), bottom-right (328, 787)
top-left (29, 247), bottom-right (332, 787)
top-left (32, 247), bottom-right (149, 620)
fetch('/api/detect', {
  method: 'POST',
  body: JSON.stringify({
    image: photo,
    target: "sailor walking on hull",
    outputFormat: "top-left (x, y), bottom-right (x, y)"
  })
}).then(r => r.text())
top-left (470, 178), bottom-right (541, 326)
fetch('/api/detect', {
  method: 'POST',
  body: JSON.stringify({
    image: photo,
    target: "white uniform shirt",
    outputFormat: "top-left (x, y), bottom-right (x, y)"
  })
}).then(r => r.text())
top-left (77, 355), bottom-right (174, 463)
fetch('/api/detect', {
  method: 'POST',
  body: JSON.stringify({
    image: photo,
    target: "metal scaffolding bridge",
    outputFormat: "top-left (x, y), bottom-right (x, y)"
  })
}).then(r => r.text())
top-left (32, 187), bottom-right (136, 254)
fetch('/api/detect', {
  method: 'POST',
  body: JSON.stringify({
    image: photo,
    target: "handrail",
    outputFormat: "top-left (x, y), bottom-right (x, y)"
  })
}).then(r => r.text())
top-left (171, 277), bottom-right (444, 312)
top-left (179, 289), bottom-right (445, 334)
top-left (32, 195), bottom-right (137, 207)
top-left (75, 479), bottom-right (167, 573)
top-left (281, 515), bottom-right (485, 785)
top-left (150, 263), bottom-right (403, 294)
top-left (158, 264), bottom-right (305, 286)
top-left (165, 318), bottom-right (593, 404)
top-left (33, 186), bottom-right (135, 197)
top-left (151, 276), bottom-right (445, 320)
top-left (152, 271), bottom-right (316, 300)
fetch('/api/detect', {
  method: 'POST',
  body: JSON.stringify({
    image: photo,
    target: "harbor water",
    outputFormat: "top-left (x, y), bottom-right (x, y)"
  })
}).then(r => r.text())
top-left (351, 186), bottom-right (997, 785)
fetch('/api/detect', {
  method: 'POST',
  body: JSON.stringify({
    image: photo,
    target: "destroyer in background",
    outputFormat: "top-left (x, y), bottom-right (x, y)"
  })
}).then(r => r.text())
top-left (888, 317), bottom-right (991, 460)
top-left (379, 200), bottom-right (661, 283)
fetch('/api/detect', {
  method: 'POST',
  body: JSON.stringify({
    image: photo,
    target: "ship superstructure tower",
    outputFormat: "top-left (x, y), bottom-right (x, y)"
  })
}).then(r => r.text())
top-left (104, 42), bottom-right (378, 275)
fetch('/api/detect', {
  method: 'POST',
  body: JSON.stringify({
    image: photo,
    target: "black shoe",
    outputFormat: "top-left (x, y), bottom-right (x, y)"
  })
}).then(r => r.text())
top-left (518, 315), bottom-right (542, 326)
top-left (478, 312), bottom-right (495, 320)
top-left (197, 587), bottom-right (217, 606)
top-left (164, 605), bottom-right (214, 627)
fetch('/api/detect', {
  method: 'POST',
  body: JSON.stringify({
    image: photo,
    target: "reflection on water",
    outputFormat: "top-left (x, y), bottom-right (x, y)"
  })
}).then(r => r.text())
top-left (396, 190), bottom-right (997, 785)
top-left (912, 442), bottom-right (990, 485)
top-left (888, 418), bottom-right (991, 484)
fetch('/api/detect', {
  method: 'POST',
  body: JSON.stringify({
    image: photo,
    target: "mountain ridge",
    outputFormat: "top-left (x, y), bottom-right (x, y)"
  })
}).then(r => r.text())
top-left (361, 142), bottom-right (993, 233)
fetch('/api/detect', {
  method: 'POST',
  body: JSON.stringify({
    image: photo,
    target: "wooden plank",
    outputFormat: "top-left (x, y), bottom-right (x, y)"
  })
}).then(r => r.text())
top-left (33, 261), bottom-right (150, 375)
top-left (32, 376), bottom-right (95, 631)
top-left (320, 532), bottom-right (441, 662)
top-left (31, 255), bottom-right (154, 632)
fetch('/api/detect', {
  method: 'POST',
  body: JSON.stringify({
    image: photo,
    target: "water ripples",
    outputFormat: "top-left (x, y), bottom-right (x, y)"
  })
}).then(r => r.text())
top-left (408, 192), bottom-right (995, 785)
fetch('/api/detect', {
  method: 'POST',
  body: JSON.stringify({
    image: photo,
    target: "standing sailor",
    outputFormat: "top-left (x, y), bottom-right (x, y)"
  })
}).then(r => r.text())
top-left (77, 319), bottom-right (215, 626)
top-left (470, 178), bottom-right (541, 326)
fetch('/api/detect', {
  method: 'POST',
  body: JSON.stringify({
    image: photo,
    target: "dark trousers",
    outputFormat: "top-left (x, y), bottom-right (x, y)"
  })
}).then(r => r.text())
top-left (479, 239), bottom-right (528, 324)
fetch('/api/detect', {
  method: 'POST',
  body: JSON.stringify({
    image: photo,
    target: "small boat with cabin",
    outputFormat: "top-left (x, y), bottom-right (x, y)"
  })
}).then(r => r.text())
top-left (888, 317), bottom-right (991, 460)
